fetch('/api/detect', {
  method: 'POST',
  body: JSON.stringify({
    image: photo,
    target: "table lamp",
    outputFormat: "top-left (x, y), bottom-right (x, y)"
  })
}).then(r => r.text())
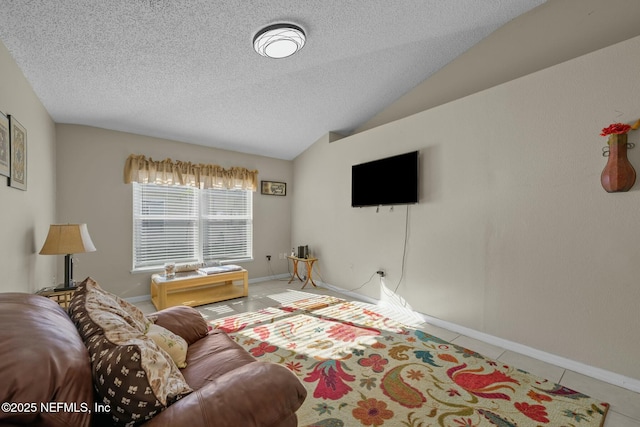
top-left (39, 223), bottom-right (96, 290)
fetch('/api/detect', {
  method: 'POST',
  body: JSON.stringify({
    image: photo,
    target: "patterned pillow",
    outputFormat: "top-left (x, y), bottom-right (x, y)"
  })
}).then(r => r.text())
top-left (146, 323), bottom-right (188, 368)
top-left (69, 278), bottom-right (192, 426)
top-left (72, 277), bottom-right (152, 338)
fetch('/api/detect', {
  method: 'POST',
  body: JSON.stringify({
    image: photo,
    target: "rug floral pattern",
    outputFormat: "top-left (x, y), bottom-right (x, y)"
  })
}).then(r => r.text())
top-left (211, 296), bottom-right (608, 427)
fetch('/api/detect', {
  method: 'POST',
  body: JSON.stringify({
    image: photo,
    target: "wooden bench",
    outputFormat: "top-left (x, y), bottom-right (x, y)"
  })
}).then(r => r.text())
top-left (150, 268), bottom-right (248, 310)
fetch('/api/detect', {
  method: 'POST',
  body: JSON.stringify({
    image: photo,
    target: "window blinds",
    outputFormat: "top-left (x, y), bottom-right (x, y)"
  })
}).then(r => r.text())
top-left (132, 183), bottom-right (252, 269)
top-left (201, 189), bottom-right (253, 261)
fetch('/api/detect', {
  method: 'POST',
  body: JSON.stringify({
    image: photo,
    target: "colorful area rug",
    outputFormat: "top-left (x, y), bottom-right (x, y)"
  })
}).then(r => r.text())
top-left (210, 295), bottom-right (608, 427)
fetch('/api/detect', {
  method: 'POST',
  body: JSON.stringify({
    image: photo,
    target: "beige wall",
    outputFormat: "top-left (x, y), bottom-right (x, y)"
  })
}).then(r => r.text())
top-left (2, 6), bottom-right (639, 385)
top-left (358, 0), bottom-right (640, 133)
top-left (56, 124), bottom-right (293, 298)
top-left (0, 41), bottom-right (57, 292)
top-left (293, 36), bottom-right (640, 381)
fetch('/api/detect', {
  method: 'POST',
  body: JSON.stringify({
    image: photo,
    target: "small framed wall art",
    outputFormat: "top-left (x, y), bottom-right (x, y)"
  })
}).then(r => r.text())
top-left (261, 180), bottom-right (286, 196)
top-left (9, 115), bottom-right (27, 191)
top-left (0, 111), bottom-right (9, 178)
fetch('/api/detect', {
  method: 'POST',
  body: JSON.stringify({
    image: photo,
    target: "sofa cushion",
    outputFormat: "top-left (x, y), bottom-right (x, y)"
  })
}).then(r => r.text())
top-left (180, 329), bottom-right (257, 390)
top-left (0, 293), bottom-right (94, 427)
top-left (146, 323), bottom-right (189, 368)
top-left (69, 277), bottom-right (192, 426)
top-left (149, 305), bottom-right (209, 345)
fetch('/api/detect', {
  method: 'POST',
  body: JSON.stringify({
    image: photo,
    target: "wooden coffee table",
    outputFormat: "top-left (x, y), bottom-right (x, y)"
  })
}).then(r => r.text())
top-left (151, 269), bottom-right (248, 310)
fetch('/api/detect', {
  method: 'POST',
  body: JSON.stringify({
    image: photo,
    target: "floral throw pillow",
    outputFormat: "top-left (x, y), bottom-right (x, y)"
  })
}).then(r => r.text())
top-left (69, 277), bottom-right (192, 425)
top-left (146, 323), bottom-right (189, 368)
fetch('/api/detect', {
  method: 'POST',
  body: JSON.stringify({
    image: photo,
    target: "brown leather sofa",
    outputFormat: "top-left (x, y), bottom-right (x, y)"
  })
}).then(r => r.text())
top-left (0, 291), bottom-right (306, 427)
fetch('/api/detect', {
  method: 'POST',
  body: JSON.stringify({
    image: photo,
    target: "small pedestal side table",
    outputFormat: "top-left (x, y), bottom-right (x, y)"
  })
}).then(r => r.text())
top-left (287, 256), bottom-right (318, 289)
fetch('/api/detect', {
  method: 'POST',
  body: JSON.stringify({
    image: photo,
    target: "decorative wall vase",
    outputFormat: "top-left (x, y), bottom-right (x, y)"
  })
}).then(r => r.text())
top-left (601, 133), bottom-right (636, 192)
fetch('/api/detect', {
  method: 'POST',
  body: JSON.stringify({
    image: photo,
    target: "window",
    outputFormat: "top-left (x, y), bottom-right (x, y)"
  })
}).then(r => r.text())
top-left (133, 183), bottom-right (252, 270)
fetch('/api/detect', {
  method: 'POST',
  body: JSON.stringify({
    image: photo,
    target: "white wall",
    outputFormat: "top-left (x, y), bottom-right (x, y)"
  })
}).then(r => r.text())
top-left (0, 41), bottom-right (57, 292)
top-left (293, 35), bottom-right (640, 381)
top-left (56, 124), bottom-right (293, 298)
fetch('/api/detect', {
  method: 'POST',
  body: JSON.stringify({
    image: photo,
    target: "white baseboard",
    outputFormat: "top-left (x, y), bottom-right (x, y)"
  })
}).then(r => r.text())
top-left (125, 294), bottom-right (151, 304)
top-left (317, 281), bottom-right (640, 394)
top-left (124, 276), bottom-right (640, 393)
top-left (251, 273), bottom-right (291, 283)
top-left (319, 280), bottom-right (380, 304)
top-left (418, 312), bottom-right (640, 394)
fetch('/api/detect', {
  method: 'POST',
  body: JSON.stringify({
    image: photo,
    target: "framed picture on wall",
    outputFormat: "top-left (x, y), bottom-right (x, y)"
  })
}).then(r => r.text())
top-left (0, 111), bottom-right (9, 178)
top-left (8, 115), bottom-right (27, 191)
top-left (261, 180), bottom-right (286, 196)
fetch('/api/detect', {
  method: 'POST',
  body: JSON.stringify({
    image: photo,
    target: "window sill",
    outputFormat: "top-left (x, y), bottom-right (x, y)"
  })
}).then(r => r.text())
top-left (130, 258), bottom-right (254, 275)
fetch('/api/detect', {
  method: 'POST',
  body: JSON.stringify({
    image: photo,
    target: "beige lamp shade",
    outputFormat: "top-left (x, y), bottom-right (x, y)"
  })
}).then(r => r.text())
top-left (39, 224), bottom-right (96, 255)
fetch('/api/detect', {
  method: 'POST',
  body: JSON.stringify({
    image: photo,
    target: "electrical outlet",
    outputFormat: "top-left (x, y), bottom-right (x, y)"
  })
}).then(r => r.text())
top-left (376, 270), bottom-right (385, 277)
top-left (266, 255), bottom-right (272, 261)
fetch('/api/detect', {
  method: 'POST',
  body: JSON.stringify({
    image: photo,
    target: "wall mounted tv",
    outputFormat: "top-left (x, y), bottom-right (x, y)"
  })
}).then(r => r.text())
top-left (351, 150), bottom-right (419, 207)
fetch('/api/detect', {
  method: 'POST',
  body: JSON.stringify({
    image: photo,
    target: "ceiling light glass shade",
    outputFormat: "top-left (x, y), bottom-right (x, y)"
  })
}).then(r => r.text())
top-left (253, 24), bottom-right (305, 59)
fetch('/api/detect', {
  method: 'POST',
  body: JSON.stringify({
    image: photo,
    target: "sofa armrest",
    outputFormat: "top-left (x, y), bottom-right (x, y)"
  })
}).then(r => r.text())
top-left (149, 305), bottom-right (209, 345)
top-left (144, 362), bottom-right (307, 427)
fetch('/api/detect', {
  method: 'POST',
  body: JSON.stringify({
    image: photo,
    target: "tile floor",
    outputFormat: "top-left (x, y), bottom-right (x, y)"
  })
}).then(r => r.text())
top-left (135, 279), bottom-right (640, 426)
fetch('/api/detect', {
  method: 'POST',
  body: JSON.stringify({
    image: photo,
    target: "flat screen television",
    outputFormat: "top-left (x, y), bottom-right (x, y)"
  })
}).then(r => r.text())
top-left (351, 150), bottom-right (419, 207)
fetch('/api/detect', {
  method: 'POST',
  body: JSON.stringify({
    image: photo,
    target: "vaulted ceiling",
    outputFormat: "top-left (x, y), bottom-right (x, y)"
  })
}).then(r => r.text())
top-left (0, 1), bottom-right (638, 160)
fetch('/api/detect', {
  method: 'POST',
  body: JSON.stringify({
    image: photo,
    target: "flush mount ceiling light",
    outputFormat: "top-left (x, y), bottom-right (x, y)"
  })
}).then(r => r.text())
top-left (253, 24), bottom-right (306, 59)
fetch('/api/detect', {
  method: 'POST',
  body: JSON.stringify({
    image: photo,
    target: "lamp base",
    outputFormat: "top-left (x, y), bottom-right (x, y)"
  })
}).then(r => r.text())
top-left (53, 254), bottom-right (78, 291)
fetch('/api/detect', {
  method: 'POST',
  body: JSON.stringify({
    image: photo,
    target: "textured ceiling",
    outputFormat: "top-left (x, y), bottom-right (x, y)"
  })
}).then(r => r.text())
top-left (0, 0), bottom-right (545, 160)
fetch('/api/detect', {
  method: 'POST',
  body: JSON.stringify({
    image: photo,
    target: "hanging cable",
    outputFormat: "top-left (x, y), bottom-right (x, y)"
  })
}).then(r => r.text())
top-left (392, 205), bottom-right (410, 295)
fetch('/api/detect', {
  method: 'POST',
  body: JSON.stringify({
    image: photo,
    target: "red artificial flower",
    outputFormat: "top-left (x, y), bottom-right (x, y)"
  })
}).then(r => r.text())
top-left (600, 123), bottom-right (631, 136)
top-left (514, 402), bottom-right (550, 423)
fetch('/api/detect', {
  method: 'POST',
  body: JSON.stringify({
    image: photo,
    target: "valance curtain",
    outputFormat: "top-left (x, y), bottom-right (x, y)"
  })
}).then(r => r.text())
top-left (123, 154), bottom-right (258, 191)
